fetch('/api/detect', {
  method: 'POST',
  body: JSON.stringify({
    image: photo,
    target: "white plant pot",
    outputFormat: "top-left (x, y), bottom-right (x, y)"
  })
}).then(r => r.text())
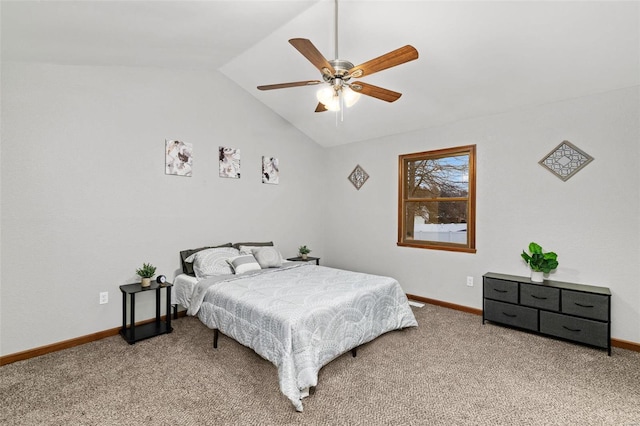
top-left (530, 271), bottom-right (544, 283)
top-left (141, 277), bottom-right (151, 287)
top-left (301, 254), bottom-right (308, 260)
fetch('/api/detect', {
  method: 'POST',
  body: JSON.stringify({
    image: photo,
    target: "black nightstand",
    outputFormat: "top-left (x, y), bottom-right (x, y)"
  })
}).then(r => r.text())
top-left (287, 256), bottom-right (320, 266)
top-left (119, 281), bottom-right (173, 344)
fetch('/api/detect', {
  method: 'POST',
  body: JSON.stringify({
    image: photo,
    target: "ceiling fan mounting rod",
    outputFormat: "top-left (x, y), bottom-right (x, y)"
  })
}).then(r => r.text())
top-left (334, 0), bottom-right (339, 59)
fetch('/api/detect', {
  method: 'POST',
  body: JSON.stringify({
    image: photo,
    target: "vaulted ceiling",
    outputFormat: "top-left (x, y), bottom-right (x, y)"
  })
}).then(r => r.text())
top-left (2, 1), bottom-right (638, 147)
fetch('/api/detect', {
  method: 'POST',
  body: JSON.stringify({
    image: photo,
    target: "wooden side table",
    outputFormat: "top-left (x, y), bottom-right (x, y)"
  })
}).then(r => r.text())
top-left (287, 256), bottom-right (320, 266)
top-left (119, 281), bottom-right (173, 344)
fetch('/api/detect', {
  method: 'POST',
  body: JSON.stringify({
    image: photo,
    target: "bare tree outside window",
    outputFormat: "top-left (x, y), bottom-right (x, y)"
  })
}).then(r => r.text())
top-left (398, 145), bottom-right (476, 253)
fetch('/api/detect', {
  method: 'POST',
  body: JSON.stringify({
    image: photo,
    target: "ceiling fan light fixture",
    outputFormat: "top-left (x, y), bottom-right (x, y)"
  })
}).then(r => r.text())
top-left (316, 86), bottom-right (341, 111)
top-left (342, 87), bottom-right (361, 108)
top-left (316, 83), bottom-right (360, 112)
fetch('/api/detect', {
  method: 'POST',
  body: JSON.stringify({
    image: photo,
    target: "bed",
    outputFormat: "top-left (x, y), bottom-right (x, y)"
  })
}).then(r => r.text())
top-left (174, 243), bottom-right (418, 411)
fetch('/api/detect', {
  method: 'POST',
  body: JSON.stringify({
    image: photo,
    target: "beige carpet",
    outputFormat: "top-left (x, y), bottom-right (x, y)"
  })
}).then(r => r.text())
top-left (1, 304), bottom-right (639, 425)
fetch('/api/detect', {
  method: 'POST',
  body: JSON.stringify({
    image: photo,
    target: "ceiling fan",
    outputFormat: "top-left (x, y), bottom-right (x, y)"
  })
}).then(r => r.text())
top-left (257, 0), bottom-right (419, 113)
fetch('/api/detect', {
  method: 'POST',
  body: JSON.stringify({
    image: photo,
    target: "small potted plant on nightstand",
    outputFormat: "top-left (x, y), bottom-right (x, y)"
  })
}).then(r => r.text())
top-left (298, 245), bottom-right (311, 260)
top-left (521, 242), bottom-right (558, 282)
top-left (136, 262), bottom-right (157, 288)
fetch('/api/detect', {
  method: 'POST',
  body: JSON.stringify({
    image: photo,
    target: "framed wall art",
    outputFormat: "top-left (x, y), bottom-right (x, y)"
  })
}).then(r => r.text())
top-left (262, 156), bottom-right (279, 184)
top-left (539, 140), bottom-right (594, 181)
top-left (348, 164), bottom-right (369, 190)
top-left (165, 139), bottom-right (193, 177)
top-left (219, 147), bottom-right (241, 179)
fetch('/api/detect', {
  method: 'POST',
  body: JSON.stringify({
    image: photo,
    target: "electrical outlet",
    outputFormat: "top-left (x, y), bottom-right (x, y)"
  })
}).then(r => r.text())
top-left (99, 292), bottom-right (108, 304)
top-left (466, 276), bottom-right (474, 287)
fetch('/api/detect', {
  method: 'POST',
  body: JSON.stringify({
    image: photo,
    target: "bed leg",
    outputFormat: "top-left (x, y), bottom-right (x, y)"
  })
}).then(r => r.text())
top-left (351, 347), bottom-right (357, 357)
top-left (213, 329), bottom-right (218, 349)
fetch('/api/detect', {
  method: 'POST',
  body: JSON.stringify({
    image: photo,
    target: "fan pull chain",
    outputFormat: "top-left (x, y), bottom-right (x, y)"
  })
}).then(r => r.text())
top-left (334, 90), bottom-right (344, 125)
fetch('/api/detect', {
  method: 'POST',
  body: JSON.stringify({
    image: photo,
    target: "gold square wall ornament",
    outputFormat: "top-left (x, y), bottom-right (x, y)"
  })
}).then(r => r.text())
top-left (348, 165), bottom-right (369, 190)
top-left (539, 140), bottom-right (594, 181)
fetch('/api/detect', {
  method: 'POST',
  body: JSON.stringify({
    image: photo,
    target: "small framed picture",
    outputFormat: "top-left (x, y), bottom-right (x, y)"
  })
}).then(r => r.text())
top-left (348, 164), bottom-right (369, 190)
top-left (219, 147), bottom-right (240, 179)
top-left (262, 156), bottom-right (279, 184)
top-left (165, 139), bottom-right (193, 177)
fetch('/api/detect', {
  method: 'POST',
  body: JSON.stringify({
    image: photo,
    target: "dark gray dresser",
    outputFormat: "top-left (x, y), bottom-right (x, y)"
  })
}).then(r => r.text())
top-left (483, 272), bottom-right (611, 355)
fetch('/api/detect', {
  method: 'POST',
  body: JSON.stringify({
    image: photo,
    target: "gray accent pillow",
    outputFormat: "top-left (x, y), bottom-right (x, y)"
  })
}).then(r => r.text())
top-left (226, 254), bottom-right (262, 274)
top-left (252, 247), bottom-right (283, 268)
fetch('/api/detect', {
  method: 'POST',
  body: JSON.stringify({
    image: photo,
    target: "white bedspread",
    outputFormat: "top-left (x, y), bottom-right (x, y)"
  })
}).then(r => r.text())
top-left (172, 273), bottom-right (199, 307)
top-left (183, 263), bottom-right (417, 411)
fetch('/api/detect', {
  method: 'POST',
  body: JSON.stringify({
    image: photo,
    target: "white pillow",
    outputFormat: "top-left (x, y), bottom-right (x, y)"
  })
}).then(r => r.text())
top-left (184, 247), bottom-right (239, 279)
top-left (251, 247), bottom-right (283, 268)
top-left (226, 254), bottom-right (262, 274)
top-left (238, 245), bottom-right (266, 255)
top-left (239, 245), bottom-right (285, 261)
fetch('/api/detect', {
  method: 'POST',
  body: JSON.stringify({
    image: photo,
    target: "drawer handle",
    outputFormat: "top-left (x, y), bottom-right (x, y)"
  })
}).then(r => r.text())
top-left (531, 295), bottom-right (548, 300)
top-left (493, 289), bottom-right (508, 293)
top-left (562, 325), bottom-right (582, 332)
top-left (502, 312), bottom-right (517, 318)
top-left (574, 302), bottom-right (594, 308)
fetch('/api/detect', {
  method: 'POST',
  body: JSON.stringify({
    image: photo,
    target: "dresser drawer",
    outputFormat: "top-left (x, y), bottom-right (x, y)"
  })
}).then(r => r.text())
top-left (484, 278), bottom-right (518, 303)
top-left (561, 290), bottom-right (609, 321)
top-left (520, 283), bottom-right (560, 311)
top-left (484, 299), bottom-right (538, 331)
top-left (540, 311), bottom-right (608, 348)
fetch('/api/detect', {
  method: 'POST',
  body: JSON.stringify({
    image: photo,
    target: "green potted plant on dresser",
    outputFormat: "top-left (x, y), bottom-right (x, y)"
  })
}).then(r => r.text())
top-left (521, 242), bottom-right (558, 282)
top-left (136, 262), bottom-right (157, 288)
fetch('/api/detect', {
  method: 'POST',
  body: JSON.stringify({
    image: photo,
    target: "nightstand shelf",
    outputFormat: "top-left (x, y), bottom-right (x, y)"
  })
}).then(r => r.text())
top-left (119, 322), bottom-right (172, 343)
top-left (119, 281), bottom-right (173, 344)
top-left (287, 256), bottom-right (320, 265)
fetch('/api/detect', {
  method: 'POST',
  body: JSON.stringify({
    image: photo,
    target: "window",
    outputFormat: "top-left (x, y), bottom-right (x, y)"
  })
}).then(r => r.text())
top-left (398, 145), bottom-right (476, 253)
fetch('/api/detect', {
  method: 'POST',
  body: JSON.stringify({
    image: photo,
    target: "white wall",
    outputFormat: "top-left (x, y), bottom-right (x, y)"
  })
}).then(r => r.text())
top-left (2, 61), bottom-right (638, 356)
top-left (323, 86), bottom-right (640, 343)
top-left (0, 62), bottom-right (327, 356)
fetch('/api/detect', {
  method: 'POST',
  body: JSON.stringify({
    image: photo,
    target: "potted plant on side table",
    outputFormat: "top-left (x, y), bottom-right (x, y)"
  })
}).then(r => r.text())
top-left (136, 262), bottom-right (157, 288)
top-left (298, 245), bottom-right (311, 260)
top-left (521, 242), bottom-right (558, 282)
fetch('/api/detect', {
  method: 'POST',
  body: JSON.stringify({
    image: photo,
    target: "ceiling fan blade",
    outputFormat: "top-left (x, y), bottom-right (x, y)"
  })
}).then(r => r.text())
top-left (347, 45), bottom-right (418, 79)
top-left (349, 82), bottom-right (402, 103)
top-left (257, 80), bottom-right (322, 91)
top-left (289, 38), bottom-right (336, 77)
top-left (315, 103), bottom-right (328, 113)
